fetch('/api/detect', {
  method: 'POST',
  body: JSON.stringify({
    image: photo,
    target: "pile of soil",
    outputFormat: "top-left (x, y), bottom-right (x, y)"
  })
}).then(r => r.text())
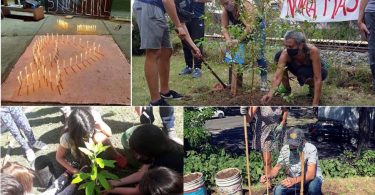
top-left (185, 88), bottom-right (312, 106)
top-left (184, 173), bottom-right (201, 183)
top-left (216, 168), bottom-right (239, 179)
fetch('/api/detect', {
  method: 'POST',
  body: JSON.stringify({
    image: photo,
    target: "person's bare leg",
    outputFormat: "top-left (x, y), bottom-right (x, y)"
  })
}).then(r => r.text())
top-left (263, 151), bottom-right (272, 189)
top-left (281, 71), bottom-right (291, 91)
top-left (158, 47), bottom-right (172, 94)
top-left (145, 49), bottom-right (162, 102)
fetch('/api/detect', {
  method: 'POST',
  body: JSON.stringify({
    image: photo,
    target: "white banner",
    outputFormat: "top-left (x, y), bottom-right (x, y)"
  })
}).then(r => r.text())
top-left (280, 0), bottom-right (359, 22)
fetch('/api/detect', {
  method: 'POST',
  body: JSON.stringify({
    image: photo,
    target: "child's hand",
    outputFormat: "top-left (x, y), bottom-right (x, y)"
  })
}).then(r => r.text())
top-left (108, 179), bottom-right (121, 188)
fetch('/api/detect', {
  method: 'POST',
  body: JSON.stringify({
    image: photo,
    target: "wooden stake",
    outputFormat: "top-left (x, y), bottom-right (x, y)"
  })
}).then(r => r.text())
top-left (243, 115), bottom-right (252, 195)
top-left (265, 154), bottom-right (269, 195)
top-left (300, 151), bottom-right (305, 195)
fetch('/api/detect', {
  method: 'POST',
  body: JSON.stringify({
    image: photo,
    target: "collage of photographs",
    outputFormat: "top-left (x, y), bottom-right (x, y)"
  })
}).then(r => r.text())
top-left (0, 0), bottom-right (374, 195)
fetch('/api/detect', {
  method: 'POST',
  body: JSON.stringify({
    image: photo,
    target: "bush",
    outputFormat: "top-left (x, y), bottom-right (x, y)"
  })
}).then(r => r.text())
top-left (184, 107), bottom-right (214, 151)
top-left (320, 150), bottom-right (375, 178)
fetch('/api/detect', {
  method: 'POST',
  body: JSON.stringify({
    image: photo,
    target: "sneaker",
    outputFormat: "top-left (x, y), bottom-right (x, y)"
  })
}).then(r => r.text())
top-left (41, 173), bottom-right (70, 195)
top-left (260, 80), bottom-right (269, 92)
top-left (140, 106), bottom-right (155, 124)
top-left (32, 140), bottom-right (47, 150)
top-left (179, 66), bottom-right (192, 75)
top-left (192, 68), bottom-right (202, 78)
top-left (160, 90), bottom-right (183, 100)
top-left (166, 128), bottom-right (184, 145)
top-left (149, 98), bottom-right (170, 106)
top-left (26, 149), bottom-right (36, 162)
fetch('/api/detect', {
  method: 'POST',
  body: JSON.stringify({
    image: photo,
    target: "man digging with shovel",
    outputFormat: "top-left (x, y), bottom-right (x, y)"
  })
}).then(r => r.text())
top-left (260, 128), bottom-right (323, 195)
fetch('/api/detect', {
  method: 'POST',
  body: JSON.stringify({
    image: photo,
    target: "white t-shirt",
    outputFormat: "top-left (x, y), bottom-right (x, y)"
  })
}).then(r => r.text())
top-left (277, 142), bottom-right (323, 181)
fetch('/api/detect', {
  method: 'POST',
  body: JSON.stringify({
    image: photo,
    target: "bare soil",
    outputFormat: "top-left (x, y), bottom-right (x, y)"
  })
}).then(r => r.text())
top-left (216, 168), bottom-right (239, 179)
top-left (183, 88), bottom-right (312, 106)
top-left (184, 173), bottom-right (201, 183)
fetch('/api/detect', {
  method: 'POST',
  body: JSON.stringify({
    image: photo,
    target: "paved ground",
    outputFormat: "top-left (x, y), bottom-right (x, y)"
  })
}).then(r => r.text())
top-left (1, 13), bottom-right (131, 83)
top-left (204, 109), bottom-right (373, 158)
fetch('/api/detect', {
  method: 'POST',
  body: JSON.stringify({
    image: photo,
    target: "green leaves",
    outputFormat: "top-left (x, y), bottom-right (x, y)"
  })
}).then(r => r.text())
top-left (85, 181), bottom-right (95, 195)
top-left (98, 173), bottom-right (110, 190)
top-left (72, 173), bottom-right (90, 184)
top-left (100, 170), bottom-right (119, 180)
top-left (79, 147), bottom-right (94, 157)
top-left (72, 142), bottom-right (120, 195)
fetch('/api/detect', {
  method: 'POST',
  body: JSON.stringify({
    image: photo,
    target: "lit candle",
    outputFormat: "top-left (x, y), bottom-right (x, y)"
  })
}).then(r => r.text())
top-left (26, 74), bottom-right (29, 85)
top-left (17, 76), bottom-right (21, 85)
top-left (25, 67), bottom-right (28, 76)
top-left (70, 57), bottom-right (72, 67)
top-left (29, 63), bottom-right (33, 72)
top-left (20, 71), bottom-right (23, 80)
top-left (81, 53), bottom-right (83, 62)
top-left (49, 70), bottom-right (51, 82)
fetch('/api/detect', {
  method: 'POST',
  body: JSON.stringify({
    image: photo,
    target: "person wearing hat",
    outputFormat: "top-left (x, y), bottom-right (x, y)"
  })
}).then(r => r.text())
top-left (103, 124), bottom-right (183, 194)
top-left (241, 106), bottom-right (288, 193)
top-left (259, 128), bottom-right (323, 195)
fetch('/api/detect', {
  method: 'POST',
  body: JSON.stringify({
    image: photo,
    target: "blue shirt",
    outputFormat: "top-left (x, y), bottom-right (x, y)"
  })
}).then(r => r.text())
top-left (138, 0), bottom-right (165, 12)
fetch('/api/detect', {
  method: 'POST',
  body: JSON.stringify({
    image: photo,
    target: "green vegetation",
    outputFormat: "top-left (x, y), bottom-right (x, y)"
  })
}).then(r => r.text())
top-left (72, 142), bottom-right (119, 195)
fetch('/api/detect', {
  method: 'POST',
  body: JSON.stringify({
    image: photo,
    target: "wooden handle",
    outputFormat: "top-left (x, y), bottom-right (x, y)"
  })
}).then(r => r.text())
top-left (300, 151), bottom-right (305, 195)
top-left (244, 116), bottom-right (252, 195)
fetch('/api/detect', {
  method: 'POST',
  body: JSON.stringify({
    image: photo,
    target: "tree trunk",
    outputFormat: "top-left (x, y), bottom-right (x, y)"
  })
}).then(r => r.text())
top-left (357, 107), bottom-right (370, 157)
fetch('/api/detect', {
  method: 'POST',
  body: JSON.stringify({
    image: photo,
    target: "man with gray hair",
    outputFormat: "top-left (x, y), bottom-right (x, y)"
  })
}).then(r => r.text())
top-left (358, 0), bottom-right (375, 93)
top-left (260, 128), bottom-right (323, 195)
top-left (261, 31), bottom-right (328, 106)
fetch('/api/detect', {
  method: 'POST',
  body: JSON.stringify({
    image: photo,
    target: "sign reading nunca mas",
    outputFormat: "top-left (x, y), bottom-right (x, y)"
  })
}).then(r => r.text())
top-left (280, 0), bottom-right (359, 22)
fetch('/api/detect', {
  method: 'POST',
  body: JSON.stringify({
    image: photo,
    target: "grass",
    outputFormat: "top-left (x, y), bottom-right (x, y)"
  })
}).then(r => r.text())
top-left (132, 51), bottom-right (375, 106)
top-left (212, 177), bottom-right (375, 195)
top-left (0, 106), bottom-right (183, 194)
